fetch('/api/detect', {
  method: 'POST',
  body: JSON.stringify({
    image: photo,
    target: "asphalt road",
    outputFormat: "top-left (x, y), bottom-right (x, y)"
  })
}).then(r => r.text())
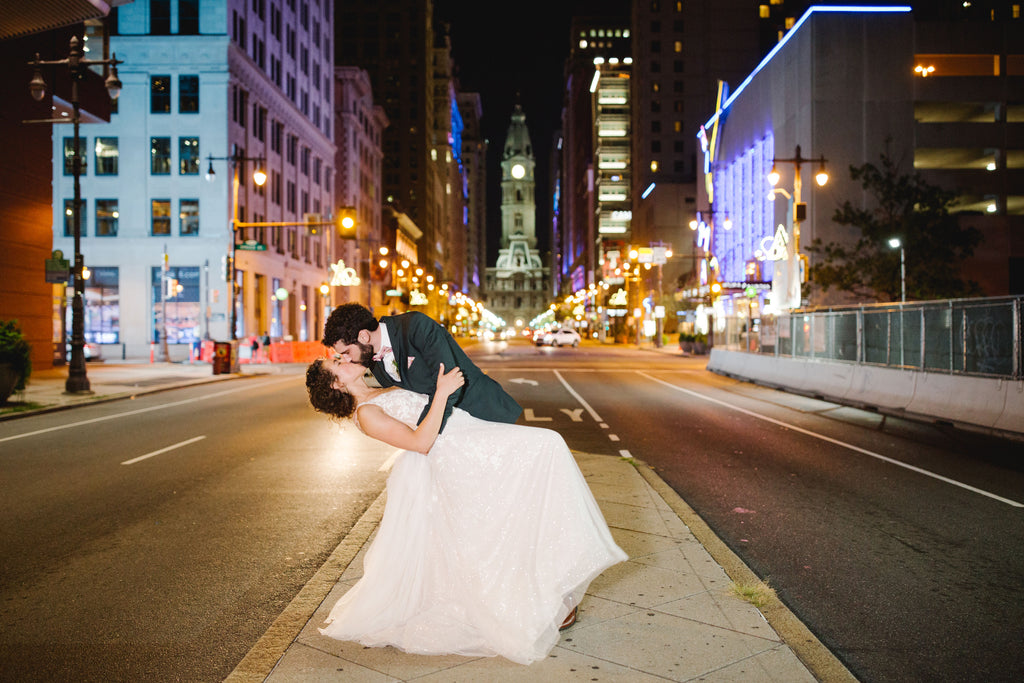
top-left (0, 370), bottom-right (394, 682)
top-left (1, 340), bottom-right (1022, 682)
top-left (484, 339), bottom-right (1024, 683)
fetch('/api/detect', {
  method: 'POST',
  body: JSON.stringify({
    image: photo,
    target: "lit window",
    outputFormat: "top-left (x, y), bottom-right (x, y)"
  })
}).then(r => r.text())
top-left (150, 137), bottom-right (171, 175)
top-left (674, 41), bottom-right (682, 52)
top-left (760, 4), bottom-right (770, 18)
top-left (785, 17), bottom-right (795, 29)
top-left (650, 161), bottom-right (659, 172)
top-left (151, 199), bottom-right (171, 235)
top-left (95, 137), bottom-right (118, 175)
top-left (179, 137), bottom-right (199, 175)
top-left (179, 199), bottom-right (199, 236)
top-left (150, 75), bottom-right (171, 113)
top-left (96, 199), bottom-right (118, 236)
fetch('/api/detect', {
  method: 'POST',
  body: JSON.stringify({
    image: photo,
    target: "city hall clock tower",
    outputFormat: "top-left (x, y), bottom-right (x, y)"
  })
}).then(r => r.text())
top-left (486, 104), bottom-right (549, 331)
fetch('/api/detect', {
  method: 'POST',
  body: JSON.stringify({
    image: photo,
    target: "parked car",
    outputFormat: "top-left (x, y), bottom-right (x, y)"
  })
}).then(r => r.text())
top-left (534, 331), bottom-right (554, 346)
top-left (65, 340), bottom-right (102, 361)
top-left (548, 328), bottom-right (581, 347)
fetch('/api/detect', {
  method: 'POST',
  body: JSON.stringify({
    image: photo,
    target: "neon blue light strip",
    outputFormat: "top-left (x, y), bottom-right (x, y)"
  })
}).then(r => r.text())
top-left (641, 182), bottom-right (655, 199)
top-left (699, 5), bottom-right (911, 133)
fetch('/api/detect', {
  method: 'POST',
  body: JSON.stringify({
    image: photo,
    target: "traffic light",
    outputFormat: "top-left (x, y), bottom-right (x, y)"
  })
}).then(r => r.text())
top-left (305, 213), bottom-right (323, 235)
top-left (336, 208), bottom-right (356, 237)
top-left (166, 277), bottom-right (180, 299)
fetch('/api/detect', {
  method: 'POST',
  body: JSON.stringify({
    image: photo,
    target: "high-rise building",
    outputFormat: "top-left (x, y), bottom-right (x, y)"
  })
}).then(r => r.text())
top-left (558, 14), bottom-right (631, 338)
top-left (48, 0), bottom-right (335, 358)
top-left (457, 92), bottom-right (487, 301)
top-left (335, 1), bottom-right (442, 281)
top-left (333, 66), bottom-right (388, 313)
top-left (629, 0), bottom-right (765, 332)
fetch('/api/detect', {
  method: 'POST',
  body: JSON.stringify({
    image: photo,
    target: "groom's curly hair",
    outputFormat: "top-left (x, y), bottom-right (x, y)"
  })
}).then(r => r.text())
top-left (323, 303), bottom-right (379, 348)
top-left (306, 359), bottom-right (356, 419)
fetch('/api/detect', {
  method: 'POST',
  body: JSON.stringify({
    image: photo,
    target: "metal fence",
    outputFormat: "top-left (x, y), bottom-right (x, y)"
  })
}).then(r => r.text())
top-left (718, 296), bottom-right (1023, 380)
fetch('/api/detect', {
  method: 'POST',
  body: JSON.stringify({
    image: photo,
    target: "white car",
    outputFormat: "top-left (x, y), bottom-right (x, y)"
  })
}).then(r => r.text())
top-left (548, 329), bottom-right (581, 347)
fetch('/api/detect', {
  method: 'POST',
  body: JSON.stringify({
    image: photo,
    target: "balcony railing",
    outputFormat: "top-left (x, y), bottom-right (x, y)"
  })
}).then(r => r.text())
top-left (717, 296), bottom-right (1023, 380)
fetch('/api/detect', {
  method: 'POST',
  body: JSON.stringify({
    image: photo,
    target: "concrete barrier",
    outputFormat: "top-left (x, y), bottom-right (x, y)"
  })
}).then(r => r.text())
top-left (707, 348), bottom-right (1024, 438)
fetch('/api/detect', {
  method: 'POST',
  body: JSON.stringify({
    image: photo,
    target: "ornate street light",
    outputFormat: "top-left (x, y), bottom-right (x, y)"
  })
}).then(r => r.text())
top-left (28, 36), bottom-right (122, 393)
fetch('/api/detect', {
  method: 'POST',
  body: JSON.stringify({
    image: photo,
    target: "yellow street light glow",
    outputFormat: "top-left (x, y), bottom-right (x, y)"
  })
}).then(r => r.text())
top-left (379, 246), bottom-right (389, 255)
top-left (815, 167), bottom-right (829, 186)
top-left (768, 167), bottom-right (780, 186)
top-left (340, 215), bottom-right (355, 229)
top-left (253, 167), bottom-right (267, 186)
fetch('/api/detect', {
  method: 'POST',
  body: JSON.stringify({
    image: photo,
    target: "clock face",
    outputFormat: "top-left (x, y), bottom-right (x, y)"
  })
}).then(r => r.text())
top-left (511, 163), bottom-right (525, 179)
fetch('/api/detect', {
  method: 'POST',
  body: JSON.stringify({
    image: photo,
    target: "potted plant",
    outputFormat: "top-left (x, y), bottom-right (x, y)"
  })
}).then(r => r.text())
top-left (0, 319), bottom-right (32, 405)
top-left (678, 332), bottom-right (695, 353)
top-left (693, 332), bottom-right (709, 355)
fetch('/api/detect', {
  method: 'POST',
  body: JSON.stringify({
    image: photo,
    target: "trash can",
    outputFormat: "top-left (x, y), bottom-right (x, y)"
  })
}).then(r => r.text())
top-left (212, 341), bottom-right (235, 375)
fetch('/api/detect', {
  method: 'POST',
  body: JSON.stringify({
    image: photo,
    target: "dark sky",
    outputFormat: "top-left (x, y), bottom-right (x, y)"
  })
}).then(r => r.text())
top-left (435, 0), bottom-right (628, 261)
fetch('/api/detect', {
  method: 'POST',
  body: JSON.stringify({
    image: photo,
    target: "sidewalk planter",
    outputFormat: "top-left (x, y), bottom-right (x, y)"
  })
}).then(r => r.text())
top-left (0, 320), bottom-right (31, 405)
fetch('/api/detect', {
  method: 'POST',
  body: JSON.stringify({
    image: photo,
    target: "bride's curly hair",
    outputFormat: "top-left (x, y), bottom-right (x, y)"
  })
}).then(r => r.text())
top-left (306, 359), bottom-right (356, 419)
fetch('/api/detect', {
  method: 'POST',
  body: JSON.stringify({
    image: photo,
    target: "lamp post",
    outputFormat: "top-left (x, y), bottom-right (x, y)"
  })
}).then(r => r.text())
top-left (28, 36), bottom-right (122, 394)
top-left (205, 154), bottom-right (267, 339)
top-left (768, 144), bottom-right (828, 309)
top-left (888, 237), bottom-right (906, 303)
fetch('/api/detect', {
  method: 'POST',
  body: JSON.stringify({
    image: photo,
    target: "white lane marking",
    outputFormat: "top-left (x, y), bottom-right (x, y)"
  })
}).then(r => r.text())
top-left (121, 436), bottom-right (206, 465)
top-left (636, 371), bottom-right (1024, 508)
top-left (553, 370), bottom-right (604, 423)
top-left (509, 378), bottom-right (539, 385)
top-left (378, 448), bottom-right (405, 472)
top-left (523, 409), bottom-right (553, 422)
top-left (0, 377), bottom-right (294, 444)
top-left (609, 434), bottom-right (620, 442)
top-left (619, 450), bottom-right (633, 458)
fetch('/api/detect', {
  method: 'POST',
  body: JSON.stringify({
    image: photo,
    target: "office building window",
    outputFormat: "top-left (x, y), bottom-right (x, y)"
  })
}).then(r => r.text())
top-left (151, 199), bottom-right (171, 235)
top-left (179, 137), bottom-right (199, 174)
top-left (151, 0), bottom-right (170, 34)
top-left (94, 137), bottom-right (118, 175)
top-left (151, 137), bottom-right (171, 174)
top-left (96, 199), bottom-right (118, 236)
top-left (179, 0), bottom-right (199, 34)
top-left (63, 137), bottom-right (87, 175)
top-left (63, 199), bottom-right (86, 236)
top-left (151, 75), bottom-right (171, 113)
top-left (179, 199), bottom-right (199, 235)
top-left (179, 75), bottom-right (199, 112)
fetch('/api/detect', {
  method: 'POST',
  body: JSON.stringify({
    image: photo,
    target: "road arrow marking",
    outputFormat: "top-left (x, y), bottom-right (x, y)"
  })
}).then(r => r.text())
top-left (523, 409), bottom-right (552, 422)
top-left (560, 408), bottom-right (585, 422)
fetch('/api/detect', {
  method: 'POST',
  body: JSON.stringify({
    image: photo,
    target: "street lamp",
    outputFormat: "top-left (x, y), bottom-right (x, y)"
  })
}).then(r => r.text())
top-left (205, 154), bottom-right (267, 339)
top-left (768, 144), bottom-right (828, 309)
top-left (888, 237), bottom-right (906, 303)
top-left (28, 36), bottom-right (122, 394)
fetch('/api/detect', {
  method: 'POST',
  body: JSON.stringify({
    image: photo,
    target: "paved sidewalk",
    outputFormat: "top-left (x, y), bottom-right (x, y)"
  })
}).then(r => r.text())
top-left (228, 453), bottom-right (854, 683)
top-left (4, 356), bottom-right (855, 682)
top-left (0, 359), bottom-right (276, 419)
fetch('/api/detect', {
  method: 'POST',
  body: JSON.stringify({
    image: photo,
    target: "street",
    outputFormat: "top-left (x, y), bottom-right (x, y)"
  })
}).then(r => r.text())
top-left (1, 340), bottom-right (1022, 682)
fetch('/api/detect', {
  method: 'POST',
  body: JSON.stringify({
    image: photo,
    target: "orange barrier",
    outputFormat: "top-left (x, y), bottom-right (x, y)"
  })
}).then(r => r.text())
top-left (267, 340), bottom-right (331, 364)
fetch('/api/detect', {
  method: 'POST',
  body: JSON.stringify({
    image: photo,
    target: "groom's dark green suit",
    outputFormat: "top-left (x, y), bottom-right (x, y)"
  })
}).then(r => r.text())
top-left (368, 312), bottom-right (522, 432)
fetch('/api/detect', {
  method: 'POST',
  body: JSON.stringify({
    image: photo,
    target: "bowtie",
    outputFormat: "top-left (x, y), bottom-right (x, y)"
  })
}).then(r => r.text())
top-left (372, 346), bottom-right (392, 362)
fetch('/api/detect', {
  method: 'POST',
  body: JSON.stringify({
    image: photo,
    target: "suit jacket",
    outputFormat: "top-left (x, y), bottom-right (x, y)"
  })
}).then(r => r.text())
top-left (368, 312), bottom-right (522, 432)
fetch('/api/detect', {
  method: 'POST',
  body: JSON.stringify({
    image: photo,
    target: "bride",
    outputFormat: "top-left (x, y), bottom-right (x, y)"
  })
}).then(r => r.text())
top-left (305, 355), bottom-right (626, 665)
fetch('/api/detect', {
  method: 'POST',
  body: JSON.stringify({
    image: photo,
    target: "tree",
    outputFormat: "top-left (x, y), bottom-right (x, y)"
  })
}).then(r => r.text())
top-left (808, 151), bottom-right (982, 302)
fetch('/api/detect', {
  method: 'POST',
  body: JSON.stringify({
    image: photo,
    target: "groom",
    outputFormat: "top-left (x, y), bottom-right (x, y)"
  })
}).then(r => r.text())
top-left (323, 303), bottom-right (522, 432)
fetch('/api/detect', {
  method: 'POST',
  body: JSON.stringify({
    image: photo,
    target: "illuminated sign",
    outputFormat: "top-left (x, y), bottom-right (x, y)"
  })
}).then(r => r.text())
top-left (330, 260), bottom-right (361, 287)
top-left (608, 289), bottom-right (628, 306)
top-left (757, 224), bottom-right (790, 261)
top-left (410, 290), bottom-right (428, 306)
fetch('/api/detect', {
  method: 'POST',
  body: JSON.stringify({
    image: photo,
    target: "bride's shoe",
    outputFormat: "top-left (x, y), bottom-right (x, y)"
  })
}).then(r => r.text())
top-left (559, 606), bottom-right (578, 630)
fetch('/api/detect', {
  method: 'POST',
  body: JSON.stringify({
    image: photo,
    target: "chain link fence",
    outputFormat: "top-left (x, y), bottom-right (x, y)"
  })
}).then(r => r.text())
top-left (718, 296), bottom-right (1023, 380)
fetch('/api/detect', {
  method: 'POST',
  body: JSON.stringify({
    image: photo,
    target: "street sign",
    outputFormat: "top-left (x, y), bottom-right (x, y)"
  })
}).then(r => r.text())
top-left (45, 250), bottom-right (70, 283)
top-left (236, 240), bottom-right (267, 251)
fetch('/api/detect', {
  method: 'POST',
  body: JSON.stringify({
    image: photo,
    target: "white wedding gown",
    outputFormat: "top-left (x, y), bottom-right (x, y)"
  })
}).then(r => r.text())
top-left (319, 389), bottom-right (627, 665)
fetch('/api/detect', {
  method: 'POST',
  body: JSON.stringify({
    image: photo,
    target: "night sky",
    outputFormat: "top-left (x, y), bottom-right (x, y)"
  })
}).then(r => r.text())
top-left (435, 0), bottom-right (628, 262)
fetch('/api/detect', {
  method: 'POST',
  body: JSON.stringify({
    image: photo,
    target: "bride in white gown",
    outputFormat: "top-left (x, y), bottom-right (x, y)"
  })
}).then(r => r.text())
top-left (305, 356), bottom-right (627, 665)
